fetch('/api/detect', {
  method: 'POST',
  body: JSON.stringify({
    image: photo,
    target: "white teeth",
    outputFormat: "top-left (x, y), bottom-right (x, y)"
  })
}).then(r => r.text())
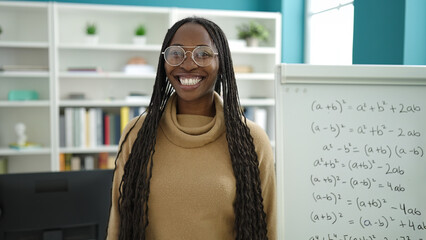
top-left (179, 77), bottom-right (202, 86)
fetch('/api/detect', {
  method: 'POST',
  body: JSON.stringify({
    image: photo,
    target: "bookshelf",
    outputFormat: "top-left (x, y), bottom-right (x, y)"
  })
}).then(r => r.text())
top-left (0, 1), bottom-right (55, 173)
top-left (0, 1), bottom-right (281, 173)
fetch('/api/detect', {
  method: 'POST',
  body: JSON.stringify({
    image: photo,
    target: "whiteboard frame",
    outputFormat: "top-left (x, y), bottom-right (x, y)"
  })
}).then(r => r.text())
top-left (274, 63), bottom-right (426, 240)
top-left (280, 64), bottom-right (426, 85)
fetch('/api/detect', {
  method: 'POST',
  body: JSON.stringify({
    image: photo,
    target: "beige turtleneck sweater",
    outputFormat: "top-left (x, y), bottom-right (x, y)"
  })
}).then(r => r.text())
top-left (107, 93), bottom-right (276, 239)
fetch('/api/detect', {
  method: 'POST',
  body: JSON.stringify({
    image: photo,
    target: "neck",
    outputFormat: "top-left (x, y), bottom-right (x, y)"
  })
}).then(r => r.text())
top-left (176, 94), bottom-right (216, 117)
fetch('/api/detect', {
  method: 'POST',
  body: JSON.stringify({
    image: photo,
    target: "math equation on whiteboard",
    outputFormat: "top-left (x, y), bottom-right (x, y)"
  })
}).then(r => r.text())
top-left (282, 88), bottom-right (426, 240)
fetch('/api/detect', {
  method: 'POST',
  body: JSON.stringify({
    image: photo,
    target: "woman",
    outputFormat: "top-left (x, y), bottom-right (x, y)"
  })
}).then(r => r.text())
top-left (107, 17), bottom-right (276, 240)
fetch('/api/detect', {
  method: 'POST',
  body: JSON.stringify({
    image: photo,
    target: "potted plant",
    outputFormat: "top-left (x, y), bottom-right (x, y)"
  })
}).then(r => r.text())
top-left (133, 24), bottom-right (147, 45)
top-left (85, 22), bottom-right (98, 44)
top-left (237, 21), bottom-right (269, 47)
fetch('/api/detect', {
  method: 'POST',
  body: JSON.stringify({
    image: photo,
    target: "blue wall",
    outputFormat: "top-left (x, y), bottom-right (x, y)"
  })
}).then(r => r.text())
top-left (281, 0), bottom-right (305, 63)
top-left (352, 0), bottom-right (405, 64)
top-left (404, 0), bottom-right (426, 65)
top-left (353, 0), bottom-right (426, 65)
top-left (20, 0), bottom-right (260, 11)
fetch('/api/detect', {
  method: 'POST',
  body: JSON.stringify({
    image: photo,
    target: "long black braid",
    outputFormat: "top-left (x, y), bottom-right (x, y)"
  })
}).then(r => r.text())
top-left (115, 17), bottom-right (268, 240)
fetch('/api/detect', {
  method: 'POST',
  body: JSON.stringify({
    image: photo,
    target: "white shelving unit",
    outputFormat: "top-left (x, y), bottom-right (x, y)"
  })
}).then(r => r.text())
top-left (0, 1), bottom-right (55, 173)
top-left (0, 1), bottom-right (281, 173)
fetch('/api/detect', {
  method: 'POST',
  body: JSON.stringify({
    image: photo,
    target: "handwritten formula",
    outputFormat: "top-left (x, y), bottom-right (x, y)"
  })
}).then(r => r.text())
top-left (281, 85), bottom-right (426, 240)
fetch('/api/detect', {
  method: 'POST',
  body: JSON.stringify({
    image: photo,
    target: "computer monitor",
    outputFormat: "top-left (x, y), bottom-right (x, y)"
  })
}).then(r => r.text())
top-left (0, 169), bottom-right (114, 240)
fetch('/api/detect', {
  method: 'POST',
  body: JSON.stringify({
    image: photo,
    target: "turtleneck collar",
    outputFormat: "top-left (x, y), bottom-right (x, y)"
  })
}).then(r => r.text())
top-left (159, 92), bottom-right (226, 148)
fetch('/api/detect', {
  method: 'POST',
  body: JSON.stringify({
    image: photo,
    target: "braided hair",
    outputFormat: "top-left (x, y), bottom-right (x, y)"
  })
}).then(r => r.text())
top-left (116, 17), bottom-right (268, 240)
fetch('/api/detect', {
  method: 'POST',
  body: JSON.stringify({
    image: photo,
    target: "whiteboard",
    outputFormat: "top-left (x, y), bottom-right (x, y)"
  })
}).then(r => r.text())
top-left (275, 64), bottom-right (426, 240)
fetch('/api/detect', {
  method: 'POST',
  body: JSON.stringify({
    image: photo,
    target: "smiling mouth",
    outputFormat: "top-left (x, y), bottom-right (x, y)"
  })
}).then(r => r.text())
top-left (179, 76), bottom-right (202, 86)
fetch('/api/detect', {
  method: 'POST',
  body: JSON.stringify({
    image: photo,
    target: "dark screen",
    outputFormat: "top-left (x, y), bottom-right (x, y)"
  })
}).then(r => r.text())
top-left (0, 169), bottom-right (113, 240)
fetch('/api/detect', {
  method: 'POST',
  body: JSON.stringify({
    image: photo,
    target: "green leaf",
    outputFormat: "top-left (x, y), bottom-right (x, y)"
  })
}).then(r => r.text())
top-left (135, 24), bottom-right (146, 36)
top-left (86, 23), bottom-right (97, 35)
top-left (236, 21), bottom-right (269, 41)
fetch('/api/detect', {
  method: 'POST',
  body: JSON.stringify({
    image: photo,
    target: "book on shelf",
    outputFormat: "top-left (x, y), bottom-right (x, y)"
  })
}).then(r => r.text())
top-left (0, 157), bottom-right (8, 174)
top-left (63, 107), bottom-right (103, 148)
top-left (61, 106), bottom-right (142, 148)
top-left (72, 108), bottom-right (86, 148)
top-left (103, 114), bottom-right (110, 145)
top-left (83, 155), bottom-right (95, 170)
top-left (64, 153), bottom-right (72, 171)
top-left (64, 108), bottom-right (74, 148)
top-left (88, 108), bottom-right (98, 148)
top-left (60, 153), bottom-right (107, 171)
top-left (59, 153), bottom-right (65, 171)
top-left (71, 156), bottom-right (81, 171)
top-left (98, 152), bottom-right (109, 169)
top-left (67, 66), bottom-right (103, 73)
top-left (108, 112), bottom-right (121, 146)
top-left (120, 107), bottom-right (130, 134)
top-left (108, 113), bottom-right (115, 146)
top-left (0, 65), bottom-right (49, 72)
top-left (103, 111), bottom-right (121, 146)
top-left (96, 109), bottom-right (104, 146)
top-left (59, 115), bottom-right (66, 148)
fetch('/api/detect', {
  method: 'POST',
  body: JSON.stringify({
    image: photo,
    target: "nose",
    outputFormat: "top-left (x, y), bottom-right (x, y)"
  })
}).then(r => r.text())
top-left (180, 51), bottom-right (198, 70)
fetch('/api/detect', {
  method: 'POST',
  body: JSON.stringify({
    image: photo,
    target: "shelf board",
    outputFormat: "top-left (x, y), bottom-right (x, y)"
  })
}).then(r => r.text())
top-left (0, 147), bottom-right (51, 156)
top-left (236, 73), bottom-right (274, 81)
top-left (59, 71), bottom-right (156, 79)
top-left (60, 98), bottom-right (275, 107)
top-left (59, 98), bottom-right (274, 107)
top-left (59, 72), bottom-right (272, 80)
top-left (0, 71), bottom-right (50, 78)
top-left (58, 43), bottom-right (162, 51)
top-left (0, 41), bottom-right (49, 48)
top-left (240, 98), bottom-right (275, 106)
top-left (0, 1), bottom-right (49, 8)
top-left (57, 44), bottom-right (275, 53)
top-left (60, 99), bottom-right (150, 107)
top-left (0, 100), bottom-right (50, 107)
top-left (60, 145), bottom-right (118, 154)
top-left (57, 3), bottom-right (170, 14)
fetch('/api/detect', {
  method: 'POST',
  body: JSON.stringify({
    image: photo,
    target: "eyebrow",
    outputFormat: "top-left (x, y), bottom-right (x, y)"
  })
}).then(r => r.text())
top-left (170, 44), bottom-right (210, 47)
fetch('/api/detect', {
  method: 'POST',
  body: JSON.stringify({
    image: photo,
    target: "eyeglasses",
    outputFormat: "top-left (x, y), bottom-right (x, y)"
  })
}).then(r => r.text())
top-left (162, 46), bottom-right (218, 67)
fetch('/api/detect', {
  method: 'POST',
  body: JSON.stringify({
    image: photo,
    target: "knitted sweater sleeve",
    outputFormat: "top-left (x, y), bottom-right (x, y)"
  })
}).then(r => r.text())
top-left (247, 120), bottom-right (277, 240)
top-left (106, 116), bottom-right (144, 240)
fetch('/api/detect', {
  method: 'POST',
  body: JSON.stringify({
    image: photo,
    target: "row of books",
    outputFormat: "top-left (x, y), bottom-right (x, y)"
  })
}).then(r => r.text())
top-left (0, 65), bottom-right (49, 72)
top-left (59, 106), bottom-right (146, 148)
top-left (59, 152), bottom-right (115, 171)
top-left (66, 64), bottom-right (156, 75)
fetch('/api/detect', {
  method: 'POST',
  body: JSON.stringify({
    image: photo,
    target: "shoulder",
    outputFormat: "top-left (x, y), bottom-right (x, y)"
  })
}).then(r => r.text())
top-left (245, 118), bottom-right (271, 149)
top-left (244, 118), bottom-right (273, 166)
top-left (117, 114), bottom-right (146, 159)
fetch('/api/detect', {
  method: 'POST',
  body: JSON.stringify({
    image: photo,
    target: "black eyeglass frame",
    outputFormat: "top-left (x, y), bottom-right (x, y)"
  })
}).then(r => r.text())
top-left (161, 45), bottom-right (219, 67)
